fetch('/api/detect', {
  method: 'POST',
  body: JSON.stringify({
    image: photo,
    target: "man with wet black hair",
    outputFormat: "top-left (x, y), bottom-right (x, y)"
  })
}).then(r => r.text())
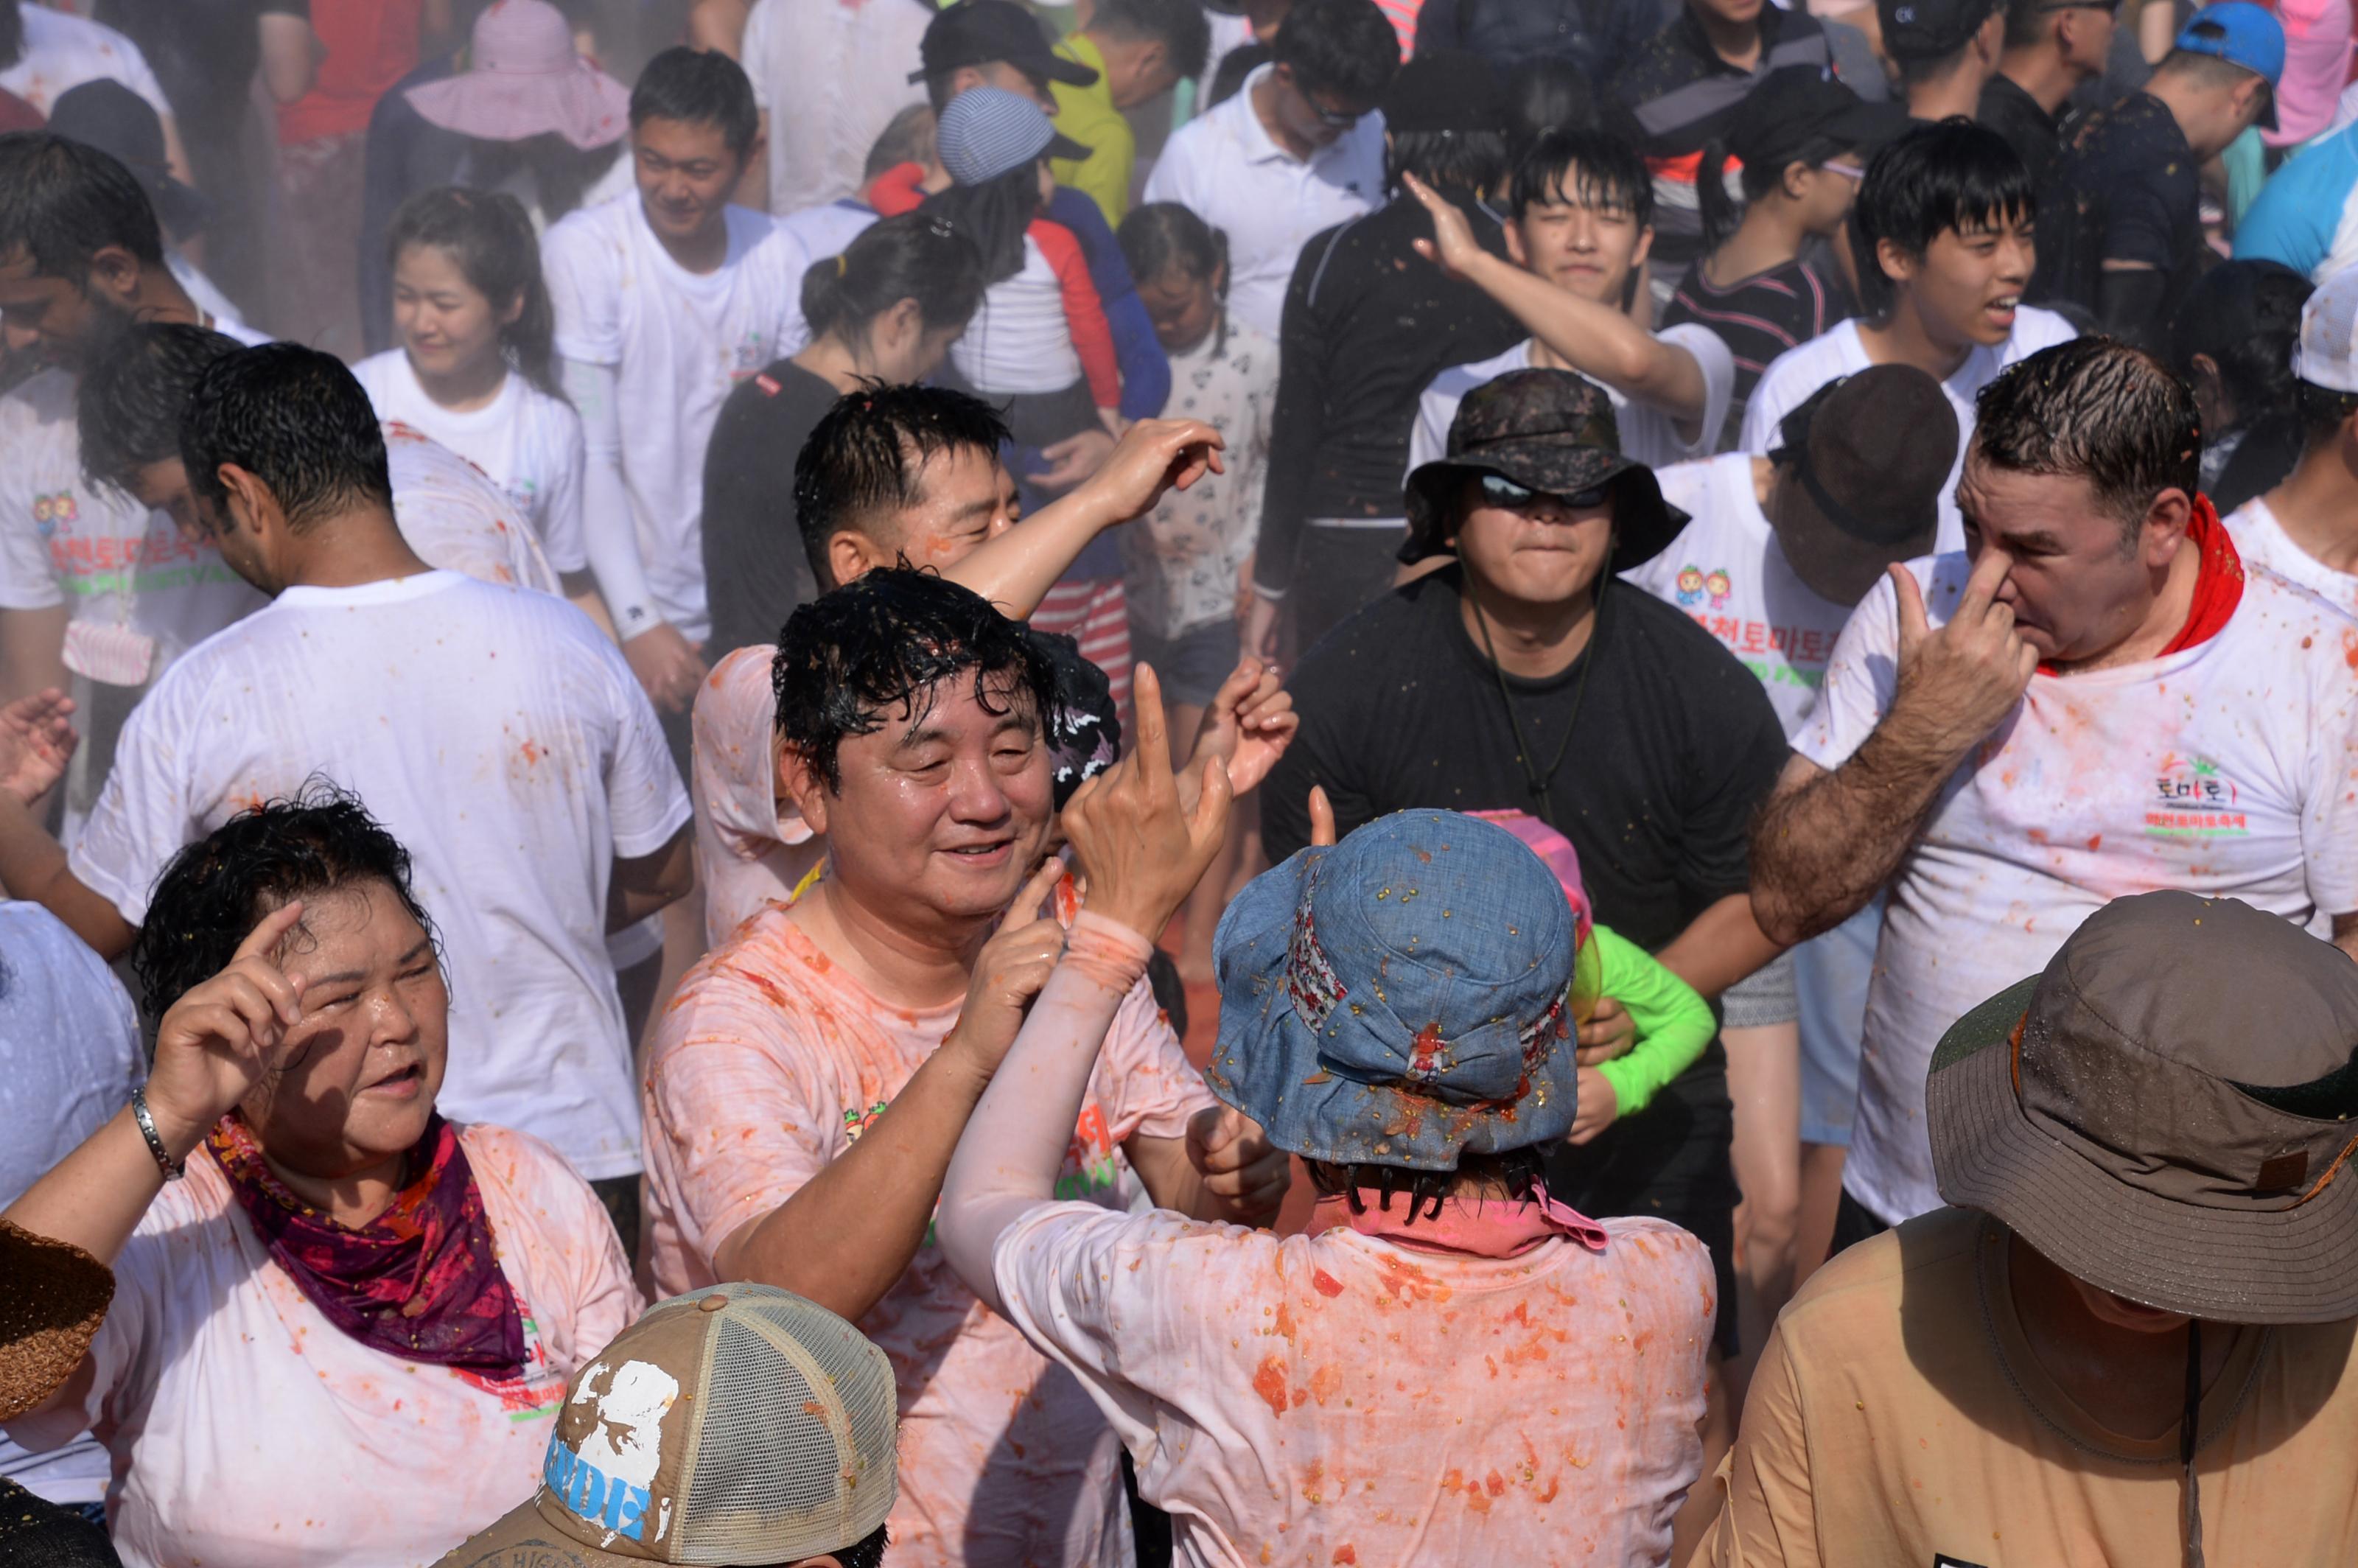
top-left (643, 566), bottom-right (1285, 1568)
top-left (0, 342), bottom-right (694, 1233)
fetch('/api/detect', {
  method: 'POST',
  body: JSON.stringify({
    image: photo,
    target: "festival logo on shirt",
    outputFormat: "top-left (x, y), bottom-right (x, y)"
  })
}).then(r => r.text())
top-left (1704, 568), bottom-right (1732, 609)
top-left (456, 1311), bottom-right (570, 1422)
top-left (2147, 754), bottom-right (2248, 837)
top-left (842, 1100), bottom-right (889, 1144)
top-left (1055, 1103), bottom-right (1121, 1201)
top-left (1674, 564), bottom-right (1706, 606)
top-left (732, 331), bottom-right (766, 379)
top-left (30, 489), bottom-right (77, 538)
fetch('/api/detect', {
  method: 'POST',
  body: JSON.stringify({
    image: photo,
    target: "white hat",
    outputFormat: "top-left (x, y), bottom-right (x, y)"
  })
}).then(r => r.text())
top-left (2292, 264), bottom-right (2358, 395)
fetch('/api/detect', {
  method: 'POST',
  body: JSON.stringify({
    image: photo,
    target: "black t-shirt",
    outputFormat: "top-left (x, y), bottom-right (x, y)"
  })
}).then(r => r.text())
top-left (2029, 91), bottom-right (2203, 343)
top-left (1262, 565), bottom-right (1791, 956)
top-left (1663, 252), bottom-right (1856, 441)
top-left (700, 360), bottom-right (841, 662)
top-left (1977, 71), bottom-right (2063, 195)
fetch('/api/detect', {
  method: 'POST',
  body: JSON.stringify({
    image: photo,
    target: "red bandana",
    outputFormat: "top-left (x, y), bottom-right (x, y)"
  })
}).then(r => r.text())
top-left (209, 1112), bottom-right (526, 1377)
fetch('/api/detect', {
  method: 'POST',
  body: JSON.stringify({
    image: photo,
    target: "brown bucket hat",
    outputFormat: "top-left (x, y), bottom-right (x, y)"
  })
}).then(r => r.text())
top-left (1927, 890), bottom-right (2358, 1325)
top-left (1766, 364), bottom-right (1955, 605)
top-left (0, 1218), bottom-right (114, 1421)
top-left (1401, 368), bottom-right (1687, 573)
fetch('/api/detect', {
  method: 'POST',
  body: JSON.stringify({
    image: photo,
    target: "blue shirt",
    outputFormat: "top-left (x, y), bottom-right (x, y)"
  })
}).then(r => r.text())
top-left (2236, 122), bottom-right (2358, 284)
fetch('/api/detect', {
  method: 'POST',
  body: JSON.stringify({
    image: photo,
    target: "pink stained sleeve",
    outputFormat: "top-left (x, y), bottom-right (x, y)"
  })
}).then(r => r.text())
top-left (1032, 219), bottom-right (1122, 410)
top-left (936, 910), bottom-right (1155, 1312)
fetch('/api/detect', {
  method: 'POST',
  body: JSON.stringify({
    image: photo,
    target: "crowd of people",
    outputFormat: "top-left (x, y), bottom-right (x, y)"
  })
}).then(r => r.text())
top-left (5, 0), bottom-right (2358, 1564)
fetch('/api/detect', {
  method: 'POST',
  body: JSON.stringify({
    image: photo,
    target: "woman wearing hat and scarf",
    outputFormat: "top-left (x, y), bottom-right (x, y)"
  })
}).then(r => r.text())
top-left (2, 792), bottom-right (638, 1568)
top-left (934, 684), bottom-right (1720, 1566)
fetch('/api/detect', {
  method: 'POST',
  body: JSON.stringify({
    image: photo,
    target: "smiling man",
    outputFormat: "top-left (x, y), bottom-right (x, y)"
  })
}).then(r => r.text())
top-left (642, 568), bottom-right (1285, 1568)
top-left (1740, 118), bottom-right (2074, 550)
top-left (1749, 336), bottom-right (2358, 1243)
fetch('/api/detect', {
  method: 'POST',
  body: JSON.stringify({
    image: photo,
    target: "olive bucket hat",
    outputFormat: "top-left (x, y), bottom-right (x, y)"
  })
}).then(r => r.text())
top-left (1928, 889), bottom-right (2358, 1324)
top-left (1400, 368), bottom-right (1688, 573)
top-left (1203, 810), bottom-right (1584, 1170)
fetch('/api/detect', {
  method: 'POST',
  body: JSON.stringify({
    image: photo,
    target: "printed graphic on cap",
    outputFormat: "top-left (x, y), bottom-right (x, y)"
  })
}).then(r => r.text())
top-left (544, 1359), bottom-right (680, 1545)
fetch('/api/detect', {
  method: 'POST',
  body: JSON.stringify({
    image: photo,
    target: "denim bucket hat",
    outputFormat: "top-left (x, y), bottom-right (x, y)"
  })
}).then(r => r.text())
top-left (1204, 810), bottom-right (1581, 1170)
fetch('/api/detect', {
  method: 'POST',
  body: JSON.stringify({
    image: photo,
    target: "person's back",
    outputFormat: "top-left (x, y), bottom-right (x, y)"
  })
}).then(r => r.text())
top-left (1419, 0), bottom-right (1665, 90)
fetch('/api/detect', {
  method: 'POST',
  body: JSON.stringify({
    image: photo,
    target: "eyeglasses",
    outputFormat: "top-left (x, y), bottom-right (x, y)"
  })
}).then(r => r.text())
top-left (1278, 65), bottom-right (1365, 127)
top-left (1478, 472), bottom-right (1609, 512)
top-left (1816, 160), bottom-right (1867, 181)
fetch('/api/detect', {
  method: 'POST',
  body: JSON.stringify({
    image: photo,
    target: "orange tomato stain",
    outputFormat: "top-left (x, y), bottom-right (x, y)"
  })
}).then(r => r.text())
top-left (1251, 1354), bottom-right (1291, 1418)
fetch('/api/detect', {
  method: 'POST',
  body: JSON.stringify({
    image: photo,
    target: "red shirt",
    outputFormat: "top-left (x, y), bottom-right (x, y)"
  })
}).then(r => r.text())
top-left (278, 0), bottom-right (424, 146)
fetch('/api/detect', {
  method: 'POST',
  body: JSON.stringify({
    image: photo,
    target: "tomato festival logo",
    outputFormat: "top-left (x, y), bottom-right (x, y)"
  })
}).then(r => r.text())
top-left (2147, 754), bottom-right (2247, 837)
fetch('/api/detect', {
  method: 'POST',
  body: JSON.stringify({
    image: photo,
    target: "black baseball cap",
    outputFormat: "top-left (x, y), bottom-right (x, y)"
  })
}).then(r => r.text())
top-left (1877, 0), bottom-right (2002, 61)
top-left (1726, 66), bottom-right (1906, 171)
top-left (912, 0), bottom-right (1100, 88)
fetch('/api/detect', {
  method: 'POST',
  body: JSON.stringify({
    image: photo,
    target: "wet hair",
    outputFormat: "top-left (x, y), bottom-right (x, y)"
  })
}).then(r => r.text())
top-left (1972, 337), bottom-right (2201, 535)
top-left (1270, 0), bottom-right (1400, 105)
top-left (800, 211), bottom-right (985, 349)
top-left (864, 104), bottom-right (938, 181)
top-left (1504, 57), bottom-right (1600, 159)
top-left (130, 784), bottom-right (440, 1022)
top-left (771, 567), bottom-right (1057, 791)
top-left (918, 159), bottom-right (1043, 285)
top-left (629, 45), bottom-right (759, 157)
top-left (794, 382), bottom-right (1013, 587)
top-left (1208, 41), bottom-right (1270, 105)
top-left (1386, 128), bottom-right (1511, 197)
top-left (1508, 125), bottom-right (1652, 228)
top-left (1305, 1147), bottom-right (1550, 1223)
top-left (1093, 0), bottom-right (1213, 81)
top-left (77, 321), bottom-right (240, 491)
top-left (1032, 626), bottom-right (1122, 808)
top-left (181, 343), bottom-right (396, 533)
top-left (836, 1523), bottom-right (889, 1568)
top-left (0, 131), bottom-right (165, 281)
top-left (1850, 118), bottom-right (2034, 315)
top-left (2169, 259), bottom-right (2310, 437)
top-left (386, 186), bottom-right (565, 400)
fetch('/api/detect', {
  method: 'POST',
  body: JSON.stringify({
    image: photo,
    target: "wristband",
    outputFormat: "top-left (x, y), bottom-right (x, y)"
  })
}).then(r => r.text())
top-left (130, 1087), bottom-right (186, 1181)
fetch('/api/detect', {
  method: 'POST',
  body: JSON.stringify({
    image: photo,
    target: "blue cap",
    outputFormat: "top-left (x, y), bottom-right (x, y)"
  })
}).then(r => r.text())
top-left (934, 85), bottom-right (1089, 187)
top-left (2175, 3), bottom-right (2285, 95)
top-left (1203, 811), bottom-right (1582, 1172)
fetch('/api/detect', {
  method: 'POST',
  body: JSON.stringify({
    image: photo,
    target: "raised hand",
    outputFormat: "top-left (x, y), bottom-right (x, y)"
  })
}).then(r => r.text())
top-left (141, 902), bottom-right (310, 1155)
top-left (1186, 655), bottom-right (1298, 799)
top-left (1071, 419), bottom-right (1226, 531)
top-left (1308, 783), bottom-right (1337, 849)
top-left (1183, 1104), bottom-right (1292, 1224)
top-left (1890, 551), bottom-right (2037, 759)
top-left (947, 856), bottom-right (1070, 1077)
top-left (623, 623), bottom-right (710, 714)
top-left (1062, 664), bottom-right (1231, 940)
top-left (0, 688), bottom-right (78, 808)
top-left (1403, 169), bottom-right (1491, 282)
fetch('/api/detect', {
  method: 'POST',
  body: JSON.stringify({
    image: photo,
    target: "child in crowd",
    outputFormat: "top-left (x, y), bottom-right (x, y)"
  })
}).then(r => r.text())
top-left (354, 187), bottom-right (595, 607)
top-left (937, 765), bottom-right (1719, 1567)
top-left (1666, 67), bottom-right (1896, 437)
top-left (1115, 202), bottom-right (1278, 979)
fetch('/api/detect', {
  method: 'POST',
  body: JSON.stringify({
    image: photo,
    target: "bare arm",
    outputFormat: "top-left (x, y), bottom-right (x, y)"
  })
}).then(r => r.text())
top-left (710, 860), bottom-right (1068, 1322)
top-left (1404, 172), bottom-right (1709, 429)
top-left (1655, 891), bottom-right (1786, 1002)
top-left (0, 603), bottom-right (69, 703)
top-left (0, 692), bottom-right (133, 956)
top-left (608, 822), bottom-right (695, 931)
top-left (944, 419), bottom-right (1224, 620)
top-left (1751, 554), bottom-right (2036, 945)
top-left (258, 10), bottom-right (318, 104)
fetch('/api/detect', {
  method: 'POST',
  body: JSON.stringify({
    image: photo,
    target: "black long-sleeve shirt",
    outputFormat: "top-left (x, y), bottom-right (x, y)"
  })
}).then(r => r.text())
top-left (1253, 190), bottom-right (1524, 598)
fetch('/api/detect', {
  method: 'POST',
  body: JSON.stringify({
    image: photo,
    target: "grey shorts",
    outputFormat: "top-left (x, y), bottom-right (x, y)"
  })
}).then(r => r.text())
top-left (1794, 897), bottom-right (1884, 1147)
top-left (1129, 617), bottom-right (1242, 709)
top-left (1721, 948), bottom-right (1799, 1029)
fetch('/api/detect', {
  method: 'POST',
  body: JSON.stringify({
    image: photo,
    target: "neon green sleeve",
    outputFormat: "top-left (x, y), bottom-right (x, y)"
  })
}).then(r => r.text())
top-left (1590, 924), bottom-right (1715, 1119)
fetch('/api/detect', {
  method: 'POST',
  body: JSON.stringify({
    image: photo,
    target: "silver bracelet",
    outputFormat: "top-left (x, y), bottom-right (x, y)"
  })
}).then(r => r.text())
top-left (130, 1087), bottom-right (185, 1181)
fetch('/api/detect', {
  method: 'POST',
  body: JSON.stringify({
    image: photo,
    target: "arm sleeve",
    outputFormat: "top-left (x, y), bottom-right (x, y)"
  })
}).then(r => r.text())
top-left (561, 356), bottom-right (661, 637)
top-left (937, 914), bottom-right (1155, 1309)
top-left (541, 402), bottom-right (591, 575)
top-left (1591, 923), bottom-right (1717, 1116)
top-left (1034, 220), bottom-right (1123, 410)
top-left (1050, 188), bottom-right (1170, 421)
top-left (1255, 238), bottom-right (1333, 598)
top-left (593, 634), bottom-right (696, 856)
top-left (1794, 571), bottom-right (1906, 774)
top-left (2102, 163), bottom-right (2191, 270)
top-left (1700, 1318), bottom-right (1820, 1568)
top-left (0, 485), bottom-right (64, 611)
top-left (1661, 321), bottom-right (1738, 456)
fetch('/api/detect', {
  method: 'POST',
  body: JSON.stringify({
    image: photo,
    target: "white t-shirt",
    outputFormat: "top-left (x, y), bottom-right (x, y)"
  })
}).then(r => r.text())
top-left (384, 421), bottom-right (564, 597)
top-left (0, 2), bottom-right (171, 119)
top-left (1797, 550), bottom-right (2358, 1224)
top-left (4, 1123), bottom-right (640, 1568)
top-left (0, 901), bottom-right (142, 1505)
top-left (2224, 494), bottom-right (2358, 620)
top-left (356, 353), bottom-right (590, 574)
top-left (953, 231), bottom-right (1085, 397)
top-left (1141, 65), bottom-right (1386, 338)
top-left (743, 0), bottom-right (931, 214)
top-left (69, 571), bottom-right (693, 1179)
top-left (542, 195), bottom-right (811, 641)
top-left (1738, 308), bottom-right (2079, 550)
top-left (1407, 325), bottom-right (1737, 480)
top-left (1625, 452), bottom-right (1849, 736)
top-left (777, 197), bottom-right (879, 267)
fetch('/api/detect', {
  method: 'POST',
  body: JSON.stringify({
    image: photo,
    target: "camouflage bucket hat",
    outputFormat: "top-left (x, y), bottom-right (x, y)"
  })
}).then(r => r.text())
top-left (1401, 368), bottom-right (1687, 573)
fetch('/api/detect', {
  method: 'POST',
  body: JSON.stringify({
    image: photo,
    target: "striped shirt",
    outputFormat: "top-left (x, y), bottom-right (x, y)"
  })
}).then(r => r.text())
top-left (1032, 573), bottom-right (1134, 738)
top-left (1662, 253), bottom-right (1856, 445)
top-left (1612, 8), bottom-right (1835, 298)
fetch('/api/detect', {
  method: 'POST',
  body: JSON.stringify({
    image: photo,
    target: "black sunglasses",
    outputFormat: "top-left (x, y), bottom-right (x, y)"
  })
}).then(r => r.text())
top-left (1478, 472), bottom-right (1610, 512)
